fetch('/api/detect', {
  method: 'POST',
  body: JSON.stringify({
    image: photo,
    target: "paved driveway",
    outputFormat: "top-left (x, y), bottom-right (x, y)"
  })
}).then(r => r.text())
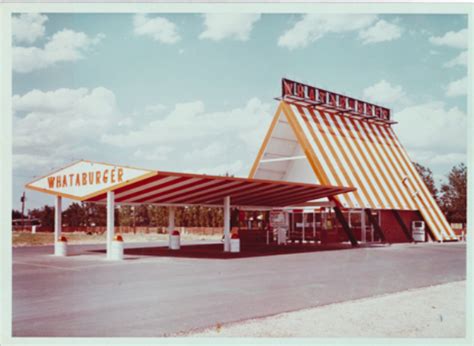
top-left (12, 241), bottom-right (466, 337)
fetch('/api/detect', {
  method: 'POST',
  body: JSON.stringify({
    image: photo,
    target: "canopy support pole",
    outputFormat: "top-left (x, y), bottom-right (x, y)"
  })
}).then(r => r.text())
top-left (106, 191), bottom-right (115, 259)
top-left (333, 206), bottom-right (358, 247)
top-left (54, 195), bottom-right (62, 254)
top-left (168, 206), bottom-right (175, 249)
top-left (224, 196), bottom-right (231, 252)
top-left (365, 209), bottom-right (387, 243)
top-left (361, 209), bottom-right (366, 243)
top-left (392, 210), bottom-right (413, 242)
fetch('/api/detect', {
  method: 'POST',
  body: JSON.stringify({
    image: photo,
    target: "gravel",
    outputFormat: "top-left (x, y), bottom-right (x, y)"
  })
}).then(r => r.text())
top-left (189, 280), bottom-right (466, 338)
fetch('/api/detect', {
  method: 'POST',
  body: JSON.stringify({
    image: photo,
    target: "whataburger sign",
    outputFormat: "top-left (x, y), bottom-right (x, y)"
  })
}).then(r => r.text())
top-left (282, 78), bottom-right (391, 121)
top-left (26, 160), bottom-right (155, 200)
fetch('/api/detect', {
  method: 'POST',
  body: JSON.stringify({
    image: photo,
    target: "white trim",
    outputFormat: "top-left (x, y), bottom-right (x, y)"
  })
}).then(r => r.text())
top-left (260, 155), bottom-right (306, 163)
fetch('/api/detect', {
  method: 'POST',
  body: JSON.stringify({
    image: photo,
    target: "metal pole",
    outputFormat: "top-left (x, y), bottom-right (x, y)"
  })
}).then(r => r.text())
top-left (224, 196), bottom-right (231, 252)
top-left (313, 211), bottom-right (316, 241)
top-left (168, 206), bottom-right (175, 249)
top-left (302, 212), bottom-right (305, 243)
top-left (106, 191), bottom-right (115, 259)
top-left (361, 209), bottom-right (366, 243)
top-left (54, 195), bottom-right (62, 244)
top-left (21, 192), bottom-right (26, 231)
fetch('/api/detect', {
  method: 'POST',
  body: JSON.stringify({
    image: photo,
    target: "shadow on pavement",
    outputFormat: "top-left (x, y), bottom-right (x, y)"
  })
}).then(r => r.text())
top-left (87, 242), bottom-right (379, 259)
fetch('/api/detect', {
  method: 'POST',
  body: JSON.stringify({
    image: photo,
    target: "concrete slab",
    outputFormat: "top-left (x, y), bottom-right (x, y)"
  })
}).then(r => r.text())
top-left (12, 241), bottom-right (466, 337)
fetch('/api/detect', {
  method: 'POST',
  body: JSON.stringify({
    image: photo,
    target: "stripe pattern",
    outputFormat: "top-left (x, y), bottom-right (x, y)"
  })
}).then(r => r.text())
top-left (282, 102), bottom-right (456, 241)
top-left (85, 170), bottom-right (355, 208)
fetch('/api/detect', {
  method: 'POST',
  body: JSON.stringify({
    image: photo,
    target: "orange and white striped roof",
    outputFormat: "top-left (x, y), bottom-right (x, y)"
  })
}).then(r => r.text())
top-left (250, 101), bottom-right (456, 241)
top-left (79, 169), bottom-right (355, 208)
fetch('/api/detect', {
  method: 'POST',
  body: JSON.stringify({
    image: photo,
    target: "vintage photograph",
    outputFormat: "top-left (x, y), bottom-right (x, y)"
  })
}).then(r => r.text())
top-left (6, 5), bottom-right (469, 341)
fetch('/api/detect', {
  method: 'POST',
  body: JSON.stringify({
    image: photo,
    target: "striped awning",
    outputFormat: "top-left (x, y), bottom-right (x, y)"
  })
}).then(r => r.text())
top-left (85, 170), bottom-right (355, 207)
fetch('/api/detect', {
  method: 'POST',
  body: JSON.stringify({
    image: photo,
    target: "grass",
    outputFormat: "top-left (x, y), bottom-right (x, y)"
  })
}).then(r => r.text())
top-left (12, 231), bottom-right (221, 247)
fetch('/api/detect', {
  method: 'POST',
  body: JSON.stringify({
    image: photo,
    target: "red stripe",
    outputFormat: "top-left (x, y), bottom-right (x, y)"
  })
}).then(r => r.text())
top-left (218, 184), bottom-right (300, 205)
top-left (167, 180), bottom-right (247, 204)
top-left (251, 187), bottom-right (335, 207)
top-left (112, 174), bottom-right (162, 194)
top-left (234, 185), bottom-right (310, 205)
top-left (198, 183), bottom-right (274, 205)
top-left (116, 176), bottom-right (192, 203)
top-left (132, 178), bottom-right (214, 204)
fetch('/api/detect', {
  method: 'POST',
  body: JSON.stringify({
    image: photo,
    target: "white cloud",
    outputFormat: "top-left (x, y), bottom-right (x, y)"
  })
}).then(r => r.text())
top-left (13, 29), bottom-right (104, 73)
top-left (133, 147), bottom-right (173, 161)
top-left (444, 51), bottom-right (467, 68)
top-left (278, 14), bottom-right (378, 49)
top-left (396, 101), bottom-right (466, 185)
top-left (13, 153), bottom-right (64, 172)
top-left (144, 103), bottom-right (167, 114)
top-left (184, 142), bottom-right (225, 161)
top-left (429, 28), bottom-right (467, 49)
top-left (188, 160), bottom-right (244, 176)
top-left (199, 13), bottom-right (261, 41)
top-left (358, 19), bottom-right (402, 44)
top-left (12, 13), bottom-right (48, 44)
top-left (101, 98), bottom-right (271, 148)
top-left (133, 14), bottom-right (180, 44)
top-left (396, 101), bottom-right (466, 155)
top-left (363, 80), bottom-right (406, 105)
top-left (13, 87), bottom-right (125, 172)
top-left (446, 76), bottom-right (467, 97)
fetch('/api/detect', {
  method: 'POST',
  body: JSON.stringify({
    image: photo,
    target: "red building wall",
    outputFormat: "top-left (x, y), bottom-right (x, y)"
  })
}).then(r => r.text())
top-left (380, 210), bottom-right (426, 243)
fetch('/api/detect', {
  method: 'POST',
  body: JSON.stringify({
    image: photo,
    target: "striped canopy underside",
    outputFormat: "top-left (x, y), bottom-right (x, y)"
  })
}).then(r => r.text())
top-left (252, 101), bottom-right (456, 241)
top-left (84, 171), bottom-right (354, 208)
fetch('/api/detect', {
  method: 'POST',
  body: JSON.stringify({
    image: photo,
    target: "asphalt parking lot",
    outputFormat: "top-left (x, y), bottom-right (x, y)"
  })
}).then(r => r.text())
top-left (12, 240), bottom-right (466, 337)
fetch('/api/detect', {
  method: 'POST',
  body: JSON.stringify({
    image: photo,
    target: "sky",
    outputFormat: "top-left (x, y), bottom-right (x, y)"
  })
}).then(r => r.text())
top-left (11, 13), bottom-right (468, 211)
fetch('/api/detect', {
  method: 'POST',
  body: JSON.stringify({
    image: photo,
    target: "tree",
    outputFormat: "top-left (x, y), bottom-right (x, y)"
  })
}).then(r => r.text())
top-left (63, 202), bottom-right (86, 227)
top-left (439, 163), bottom-right (467, 224)
top-left (12, 209), bottom-right (24, 219)
top-left (413, 162), bottom-right (439, 203)
top-left (29, 205), bottom-right (54, 227)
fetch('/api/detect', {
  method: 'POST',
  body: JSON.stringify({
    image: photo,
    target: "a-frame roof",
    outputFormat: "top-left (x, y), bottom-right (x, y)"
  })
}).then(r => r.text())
top-left (250, 101), bottom-right (456, 241)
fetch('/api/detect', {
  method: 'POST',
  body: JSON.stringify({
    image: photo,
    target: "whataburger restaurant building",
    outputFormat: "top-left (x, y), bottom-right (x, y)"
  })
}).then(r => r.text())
top-left (26, 79), bottom-right (458, 258)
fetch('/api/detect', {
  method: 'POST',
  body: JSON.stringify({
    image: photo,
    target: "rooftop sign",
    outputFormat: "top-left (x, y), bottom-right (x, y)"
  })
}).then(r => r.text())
top-left (281, 78), bottom-right (391, 122)
top-left (26, 160), bottom-right (156, 200)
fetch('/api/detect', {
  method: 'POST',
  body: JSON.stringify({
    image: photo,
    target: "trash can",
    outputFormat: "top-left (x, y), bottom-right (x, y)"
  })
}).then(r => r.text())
top-left (230, 233), bottom-right (240, 253)
top-left (412, 221), bottom-right (426, 242)
top-left (32, 225), bottom-right (37, 234)
top-left (110, 234), bottom-right (124, 260)
top-left (170, 230), bottom-right (180, 250)
top-left (54, 236), bottom-right (68, 256)
top-left (277, 227), bottom-right (287, 245)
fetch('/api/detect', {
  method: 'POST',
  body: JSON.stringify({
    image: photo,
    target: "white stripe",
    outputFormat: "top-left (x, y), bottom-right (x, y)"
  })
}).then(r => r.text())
top-left (290, 105), bottom-right (350, 208)
top-left (127, 177), bottom-right (202, 203)
top-left (367, 123), bottom-right (417, 210)
top-left (301, 108), bottom-right (359, 208)
top-left (383, 127), bottom-right (450, 239)
top-left (311, 109), bottom-right (368, 208)
top-left (167, 180), bottom-right (244, 203)
top-left (345, 118), bottom-right (399, 209)
top-left (321, 111), bottom-right (380, 209)
top-left (334, 115), bottom-right (390, 209)
top-left (191, 182), bottom-right (273, 204)
top-left (353, 120), bottom-right (409, 210)
top-left (140, 179), bottom-right (224, 203)
top-left (115, 176), bottom-right (177, 200)
top-left (387, 128), bottom-right (449, 238)
top-left (227, 184), bottom-right (300, 204)
top-left (379, 127), bottom-right (449, 240)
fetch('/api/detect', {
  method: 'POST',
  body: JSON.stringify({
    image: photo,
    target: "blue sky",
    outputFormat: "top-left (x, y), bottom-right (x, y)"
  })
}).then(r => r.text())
top-left (12, 13), bottom-right (468, 210)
